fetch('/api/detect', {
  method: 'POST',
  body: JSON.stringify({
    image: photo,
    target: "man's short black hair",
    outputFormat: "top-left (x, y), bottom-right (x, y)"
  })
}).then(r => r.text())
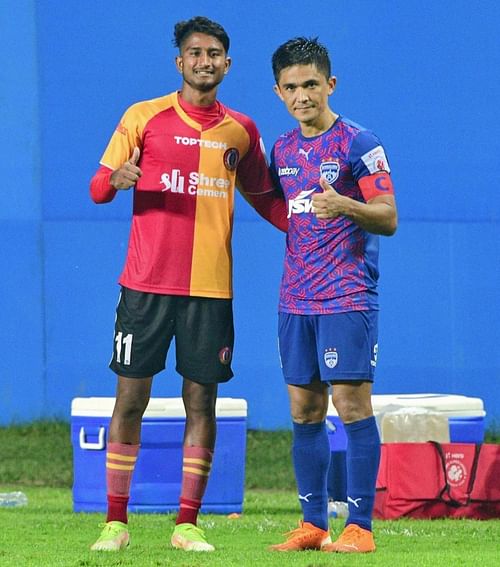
top-left (173, 16), bottom-right (230, 53)
top-left (272, 37), bottom-right (331, 82)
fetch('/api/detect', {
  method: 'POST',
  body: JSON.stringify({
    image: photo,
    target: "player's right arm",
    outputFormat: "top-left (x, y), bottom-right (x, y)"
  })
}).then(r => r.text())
top-left (90, 148), bottom-right (142, 203)
top-left (90, 105), bottom-right (143, 204)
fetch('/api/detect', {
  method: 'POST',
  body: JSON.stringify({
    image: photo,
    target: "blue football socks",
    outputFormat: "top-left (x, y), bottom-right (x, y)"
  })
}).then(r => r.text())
top-left (292, 421), bottom-right (331, 531)
top-left (344, 415), bottom-right (381, 531)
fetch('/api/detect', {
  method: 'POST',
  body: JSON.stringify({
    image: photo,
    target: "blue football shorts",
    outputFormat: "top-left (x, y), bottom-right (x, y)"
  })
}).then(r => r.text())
top-left (278, 310), bottom-right (378, 385)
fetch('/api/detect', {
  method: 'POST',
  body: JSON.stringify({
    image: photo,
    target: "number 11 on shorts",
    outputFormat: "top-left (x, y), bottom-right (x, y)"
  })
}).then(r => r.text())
top-left (115, 332), bottom-right (133, 365)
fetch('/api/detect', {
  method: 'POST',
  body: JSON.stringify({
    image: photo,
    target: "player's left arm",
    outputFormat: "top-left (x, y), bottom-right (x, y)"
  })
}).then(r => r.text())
top-left (312, 129), bottom-right (398, 235)
top-left (311, 173), bottom-right (397, 236)
top-left (243, 188), bottom-right (288, 232)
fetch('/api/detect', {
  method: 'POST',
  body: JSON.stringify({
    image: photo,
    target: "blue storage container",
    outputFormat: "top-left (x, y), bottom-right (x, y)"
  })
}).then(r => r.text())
top-left (71, 397), bottom-right (247, 514)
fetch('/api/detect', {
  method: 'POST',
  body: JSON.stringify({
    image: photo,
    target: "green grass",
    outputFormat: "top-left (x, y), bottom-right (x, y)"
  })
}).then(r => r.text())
top-left (0, 486), bottom-right (499, 566)
top-left (0, 421), bottom-right (73, 487)
top-left (0, 422), bottom-right (499, 566)
top-left (245, 429), bottom-right (294, 489)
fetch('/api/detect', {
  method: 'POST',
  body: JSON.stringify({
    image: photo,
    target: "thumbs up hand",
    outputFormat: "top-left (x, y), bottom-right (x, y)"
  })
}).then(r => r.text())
top-left (311, 176), bottom-right (345, 219)
top-left (110, 147), bottom-right (143, 190)
top-left (128, 146), bottom-right (141, 166)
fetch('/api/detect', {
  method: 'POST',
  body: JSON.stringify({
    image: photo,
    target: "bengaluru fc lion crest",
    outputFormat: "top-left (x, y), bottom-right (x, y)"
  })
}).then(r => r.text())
top-left (320, 161), bottom-right (340, 185)
top-left (324, 348), bottom-right (338, 369)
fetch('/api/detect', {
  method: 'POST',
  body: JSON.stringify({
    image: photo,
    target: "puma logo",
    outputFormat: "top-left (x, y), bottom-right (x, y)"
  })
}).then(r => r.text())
top-left (299, 147), bottom-right (312, 160)
top-left (298, 492), bottom-right (313, 502)
top-left (347, 496), bottom-right (362, 508)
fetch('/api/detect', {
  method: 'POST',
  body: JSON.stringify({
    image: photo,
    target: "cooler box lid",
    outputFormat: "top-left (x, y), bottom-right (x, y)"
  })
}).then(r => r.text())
top-left (328, 393), bottom-right (485, 417)
top-left (71, 397), bottom-right (247, 418)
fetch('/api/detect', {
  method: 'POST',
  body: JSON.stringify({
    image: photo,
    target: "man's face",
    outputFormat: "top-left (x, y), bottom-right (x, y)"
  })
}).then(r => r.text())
top-left (274, 64), bottom-right (336, 126)
top-left (176, 32), bottom-right (231, 92)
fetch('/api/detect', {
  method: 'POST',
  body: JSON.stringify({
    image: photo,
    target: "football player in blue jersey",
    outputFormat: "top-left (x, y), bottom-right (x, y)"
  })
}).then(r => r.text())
top-left (268, 37), bottom-right (397, 554)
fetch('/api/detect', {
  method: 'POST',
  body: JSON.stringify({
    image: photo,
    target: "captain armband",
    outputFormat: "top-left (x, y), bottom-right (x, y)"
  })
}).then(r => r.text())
top-left (358, 172), bottom-right (394, 202)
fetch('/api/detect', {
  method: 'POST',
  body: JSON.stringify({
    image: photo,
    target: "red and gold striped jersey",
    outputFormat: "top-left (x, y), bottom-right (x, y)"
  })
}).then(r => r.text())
top-left (94, 92), bottom-right (275, 298)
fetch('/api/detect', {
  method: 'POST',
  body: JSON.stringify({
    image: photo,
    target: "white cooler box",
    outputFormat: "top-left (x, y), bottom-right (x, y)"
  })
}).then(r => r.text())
top-left (71, 397), bottom-right (247, 514)
top-left (326, 393), bottom-right (486, 501)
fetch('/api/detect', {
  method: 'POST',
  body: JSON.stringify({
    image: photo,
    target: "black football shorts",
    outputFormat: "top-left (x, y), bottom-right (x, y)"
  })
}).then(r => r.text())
top-left (109, 287), bottom-right (234, 383)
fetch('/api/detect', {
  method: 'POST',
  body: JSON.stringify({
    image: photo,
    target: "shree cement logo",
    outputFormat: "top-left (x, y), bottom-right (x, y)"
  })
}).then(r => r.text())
top-left (160, 169), bottom-right (230, 198)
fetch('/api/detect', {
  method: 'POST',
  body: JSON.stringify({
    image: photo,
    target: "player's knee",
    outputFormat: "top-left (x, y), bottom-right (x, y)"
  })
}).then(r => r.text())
top-left (184, 401), bottom-right (216, 422)
top-left (114, 395), bottom-right (149, 423)
top-left (291, 406), bottom-right (326, 424)
top-left (182, 380), bottom-right (217, 419)
top-left (334, 399), bottom-right (372, 423)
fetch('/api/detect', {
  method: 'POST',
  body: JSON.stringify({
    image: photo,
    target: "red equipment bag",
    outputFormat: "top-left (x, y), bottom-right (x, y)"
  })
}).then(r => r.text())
top-left (374, 442), bottom-right (500, 519)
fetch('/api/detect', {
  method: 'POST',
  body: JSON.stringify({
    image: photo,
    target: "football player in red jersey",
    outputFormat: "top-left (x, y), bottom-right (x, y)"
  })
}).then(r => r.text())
top-left (89, 16), bottom-right (286, 553)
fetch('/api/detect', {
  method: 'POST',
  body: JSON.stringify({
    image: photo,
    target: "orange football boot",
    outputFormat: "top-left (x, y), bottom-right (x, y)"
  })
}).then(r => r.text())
top-left (322, 523), bottom-right (375, 553)
top-left (269, 520), bottom-right (331, 551)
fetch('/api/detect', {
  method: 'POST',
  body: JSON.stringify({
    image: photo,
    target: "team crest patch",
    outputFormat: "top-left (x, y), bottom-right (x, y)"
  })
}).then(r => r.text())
top-left (219, 346), bottom-right (232, 365)
top-left (446, 458), bottom-right (467, 487)
top-left (324, 348), bottom-right (338, 369)
top-left (223, 148), bottom-right (240, 171)
top-left (320, 161), bottom-right (340, 185)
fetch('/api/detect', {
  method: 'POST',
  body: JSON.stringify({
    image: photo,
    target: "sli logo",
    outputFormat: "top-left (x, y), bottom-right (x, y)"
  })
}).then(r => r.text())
top-left (160, 169), bottom-right (185, 193)
top-left (287, 188), bottom-right (315, 218)
top-left (160, 170), bottom-right (230, 198)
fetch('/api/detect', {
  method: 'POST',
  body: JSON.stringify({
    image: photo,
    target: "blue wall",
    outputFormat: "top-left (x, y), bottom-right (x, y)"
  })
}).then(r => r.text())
top-left (1, 1), bottom-right (499, 428)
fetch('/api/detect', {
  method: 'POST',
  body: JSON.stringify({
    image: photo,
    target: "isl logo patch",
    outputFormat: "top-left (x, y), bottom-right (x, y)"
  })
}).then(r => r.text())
top-left (324, 348), bottom-right (338, 369)
top-left (320, 161), bottom-right (340, 185)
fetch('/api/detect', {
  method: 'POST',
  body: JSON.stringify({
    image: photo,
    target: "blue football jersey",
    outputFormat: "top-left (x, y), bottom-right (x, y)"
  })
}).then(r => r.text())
top-left (270, 116), bottom-right (392, 314)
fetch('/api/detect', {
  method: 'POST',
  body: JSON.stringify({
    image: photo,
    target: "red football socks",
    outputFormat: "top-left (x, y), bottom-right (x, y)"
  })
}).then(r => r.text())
top-left (176, 446), bottom-right (213, 526)
top-left (105, 442), bottom-right (139, 524)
